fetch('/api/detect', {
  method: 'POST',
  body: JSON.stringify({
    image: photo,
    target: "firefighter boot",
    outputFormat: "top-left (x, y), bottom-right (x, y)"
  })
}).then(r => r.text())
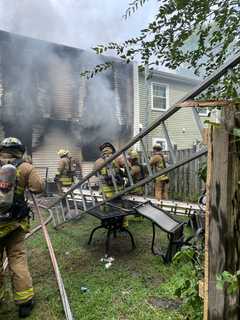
top-left (18, 299), bottom-right (34, 318)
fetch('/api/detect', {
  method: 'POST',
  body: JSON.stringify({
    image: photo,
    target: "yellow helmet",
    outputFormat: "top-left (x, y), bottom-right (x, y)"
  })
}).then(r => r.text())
top-left (129, 150), bottom-right (139, 160)
top-left (153, 143), bottom-right (162, 151)
top-left (57, 149), bottom-right (69, 157)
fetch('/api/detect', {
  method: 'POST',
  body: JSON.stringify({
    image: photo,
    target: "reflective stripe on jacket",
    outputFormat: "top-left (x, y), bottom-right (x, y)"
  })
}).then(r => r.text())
top-left (57, 157), bottom-right (73, 186)
top-left (95, 157), bottom-right (123, 198)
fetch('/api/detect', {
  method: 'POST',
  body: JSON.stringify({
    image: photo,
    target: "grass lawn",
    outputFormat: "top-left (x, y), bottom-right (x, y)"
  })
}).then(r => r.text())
top-left (0, 212), bottom-right (201, 320)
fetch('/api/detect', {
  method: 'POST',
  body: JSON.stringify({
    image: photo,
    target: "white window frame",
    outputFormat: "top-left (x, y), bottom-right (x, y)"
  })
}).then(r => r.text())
top-left (152, 138), bottom-right (168, 151)
top-left (196, 107), bottom-right (209, 116)
top-left (151, 82), bottom-right (169, 111)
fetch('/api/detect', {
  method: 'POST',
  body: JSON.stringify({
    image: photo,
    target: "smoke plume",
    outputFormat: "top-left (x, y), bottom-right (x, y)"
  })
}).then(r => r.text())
top-left (0, 0), bottom-right (158, 50)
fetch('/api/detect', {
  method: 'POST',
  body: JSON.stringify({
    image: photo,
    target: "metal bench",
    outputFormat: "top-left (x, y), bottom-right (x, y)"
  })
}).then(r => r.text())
top-left (135, 201), bottom-right (185, 263)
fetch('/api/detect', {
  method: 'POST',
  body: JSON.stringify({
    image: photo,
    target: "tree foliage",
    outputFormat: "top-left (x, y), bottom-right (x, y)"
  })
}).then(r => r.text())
top-left (80, 62), bottom-right (113, 79)
top-left (93, 0), bottom-right (240, 97)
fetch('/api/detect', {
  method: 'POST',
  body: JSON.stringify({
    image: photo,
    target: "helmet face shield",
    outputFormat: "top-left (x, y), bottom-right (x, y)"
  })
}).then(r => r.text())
top-left (0, 137), bottom-right (25, 154)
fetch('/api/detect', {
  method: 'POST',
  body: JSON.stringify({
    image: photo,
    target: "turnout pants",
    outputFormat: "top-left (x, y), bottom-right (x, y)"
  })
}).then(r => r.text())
top-left (155, 181), bottom-right (168, 201)
top-left (0, 228), bottom-right (34, 304)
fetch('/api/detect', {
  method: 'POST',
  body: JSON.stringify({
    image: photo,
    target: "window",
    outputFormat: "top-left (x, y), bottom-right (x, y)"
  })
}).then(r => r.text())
top-left (151, 83), bottom-right (169, 111)
top-left (196, 107), bottom-right (209, 116)
top-left (152, 138), bottom-right (168, 151)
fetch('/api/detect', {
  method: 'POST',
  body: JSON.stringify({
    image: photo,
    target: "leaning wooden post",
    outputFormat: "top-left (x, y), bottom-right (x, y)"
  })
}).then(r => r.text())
top-left (203, 125), bottom-right (213, 320)
top-left (204, 105), bottom-right (240, 319)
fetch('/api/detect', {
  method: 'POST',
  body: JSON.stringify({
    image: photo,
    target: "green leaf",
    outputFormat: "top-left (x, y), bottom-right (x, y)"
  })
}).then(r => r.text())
top-left (233, 128), bottom-right (240, 137)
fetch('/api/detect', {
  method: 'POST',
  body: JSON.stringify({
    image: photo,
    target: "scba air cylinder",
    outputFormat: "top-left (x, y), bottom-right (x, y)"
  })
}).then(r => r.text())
top-left (0, 164), bottom-right (17, 212)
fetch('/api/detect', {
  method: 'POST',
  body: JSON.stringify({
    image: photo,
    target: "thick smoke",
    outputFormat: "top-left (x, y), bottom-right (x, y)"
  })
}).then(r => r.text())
top-left (0, 0), bottom-right (156, 158)
top-left (78, 51), bottom-right (121, 144)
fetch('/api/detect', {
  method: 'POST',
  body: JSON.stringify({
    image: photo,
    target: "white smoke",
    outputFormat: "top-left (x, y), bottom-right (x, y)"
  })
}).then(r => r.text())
top-left (78, 51), bottom-right (121, 145)
top-left (0, 0), bottom-right (157, 158)
top-left (0, 0), bottom-right (158, 49)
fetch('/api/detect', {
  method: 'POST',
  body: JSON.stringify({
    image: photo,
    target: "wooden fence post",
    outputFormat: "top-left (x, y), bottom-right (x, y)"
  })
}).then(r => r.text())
top-left (205, 105), bottom-right (240, 319)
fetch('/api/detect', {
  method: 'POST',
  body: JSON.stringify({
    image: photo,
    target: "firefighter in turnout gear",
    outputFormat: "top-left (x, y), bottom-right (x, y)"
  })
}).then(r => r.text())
top-left (128, 150), bottom-right (144, 196)
top-left (0, 137), bottom-right (44, 318)
top-left (150, 143), bottom-right (169, 201)
top-left (128, 150), bottom-right (145, 222)
top-left (94, 142), bottom-right (128, 227)
top-left (94, 143), bottom-right (124, 199)
top-left (55, 149), bottom-right (74, 194)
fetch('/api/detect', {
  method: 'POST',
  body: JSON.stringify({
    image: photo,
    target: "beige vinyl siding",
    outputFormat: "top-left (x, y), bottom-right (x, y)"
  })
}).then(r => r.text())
top-left (32, 125), bottom-right (82, 180)
top-left (81, 161), bottom-right (98, 185)
top-left (48, 59), bottom-right (77, 120)
top-left (81, 162), bottom-right (94, 177)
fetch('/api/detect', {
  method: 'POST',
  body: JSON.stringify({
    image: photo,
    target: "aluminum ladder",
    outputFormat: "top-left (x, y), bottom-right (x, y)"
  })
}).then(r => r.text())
top-left (46, 52), bottom-right (240, 227)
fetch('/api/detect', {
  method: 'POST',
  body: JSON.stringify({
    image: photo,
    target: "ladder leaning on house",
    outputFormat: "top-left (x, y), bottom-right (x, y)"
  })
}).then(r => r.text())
top-left (46, 52), bottom-right (240, 227)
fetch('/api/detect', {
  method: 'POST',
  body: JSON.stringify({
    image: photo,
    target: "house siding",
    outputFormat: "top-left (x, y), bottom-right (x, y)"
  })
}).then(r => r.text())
top-left (138, 72), bottom-right (206, 150)
top-left (32, 125), bottom-right (82, 179)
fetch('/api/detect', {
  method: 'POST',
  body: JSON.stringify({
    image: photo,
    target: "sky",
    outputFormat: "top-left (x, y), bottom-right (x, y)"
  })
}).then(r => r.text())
top-left (0, 0), bottom-right (159, 50)
top-left (0, 0), bottom-right (197, 76)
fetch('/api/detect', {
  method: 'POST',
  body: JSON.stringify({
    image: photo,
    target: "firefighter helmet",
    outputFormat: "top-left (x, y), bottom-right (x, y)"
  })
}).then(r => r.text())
top-left (153, 143), bottom-right (162, 151)
top-left (57, 149), bottom-right (69, 157)
top-left (129, 150), bottom-right (139, 160)
top-left (0, 137), bottom-right (25, 153)
top-left (99, 142), bottom-right (116, 153)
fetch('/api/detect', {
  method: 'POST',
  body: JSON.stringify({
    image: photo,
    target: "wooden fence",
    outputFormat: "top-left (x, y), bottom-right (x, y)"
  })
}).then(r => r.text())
top-left (166, 147), bottom-right (207, 202)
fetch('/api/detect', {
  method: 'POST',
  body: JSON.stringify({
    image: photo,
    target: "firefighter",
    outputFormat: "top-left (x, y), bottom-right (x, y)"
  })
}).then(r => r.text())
top-left (94, 142), bottom-right (128, 227)
top-left (150, 143), bottom-right (169, 200)
top-left (55, 149), bottom-right (74, 194)
top-left (128, 150), bottom-right (145, 222)
top-left (0, 137), bottom-right (44, 318)
top-left (94, 142), bottom-right (123, 199)
top-left (128, 150), bottom-right (144, 196)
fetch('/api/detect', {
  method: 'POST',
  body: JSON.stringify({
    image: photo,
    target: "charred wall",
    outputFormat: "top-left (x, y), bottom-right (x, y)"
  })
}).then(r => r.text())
top-left (0, 30), bottom-right (134, 162)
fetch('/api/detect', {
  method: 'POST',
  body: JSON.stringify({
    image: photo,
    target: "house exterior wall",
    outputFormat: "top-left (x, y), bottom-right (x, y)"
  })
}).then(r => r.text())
top-left (32, 124), bottom-right (82, 179)
top-left (0, 30), bottom-right (135, 180)
top-left (138, 71), bottom-right (207, 151)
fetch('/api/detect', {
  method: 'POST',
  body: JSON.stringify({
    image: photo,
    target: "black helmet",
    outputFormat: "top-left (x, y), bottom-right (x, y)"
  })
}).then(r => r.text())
top-left (0, 137), bottom-right (25, 153)
top-left (99, 142), bottom-right (116, 153)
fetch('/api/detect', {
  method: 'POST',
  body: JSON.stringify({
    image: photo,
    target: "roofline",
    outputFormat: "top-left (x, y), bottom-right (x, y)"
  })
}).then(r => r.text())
top-left (0, 29), bottom-right (124, 63)
top-left (0, 29), bottom-right (200, 82)
top-left (145, 69), bottom-right (200, 85)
